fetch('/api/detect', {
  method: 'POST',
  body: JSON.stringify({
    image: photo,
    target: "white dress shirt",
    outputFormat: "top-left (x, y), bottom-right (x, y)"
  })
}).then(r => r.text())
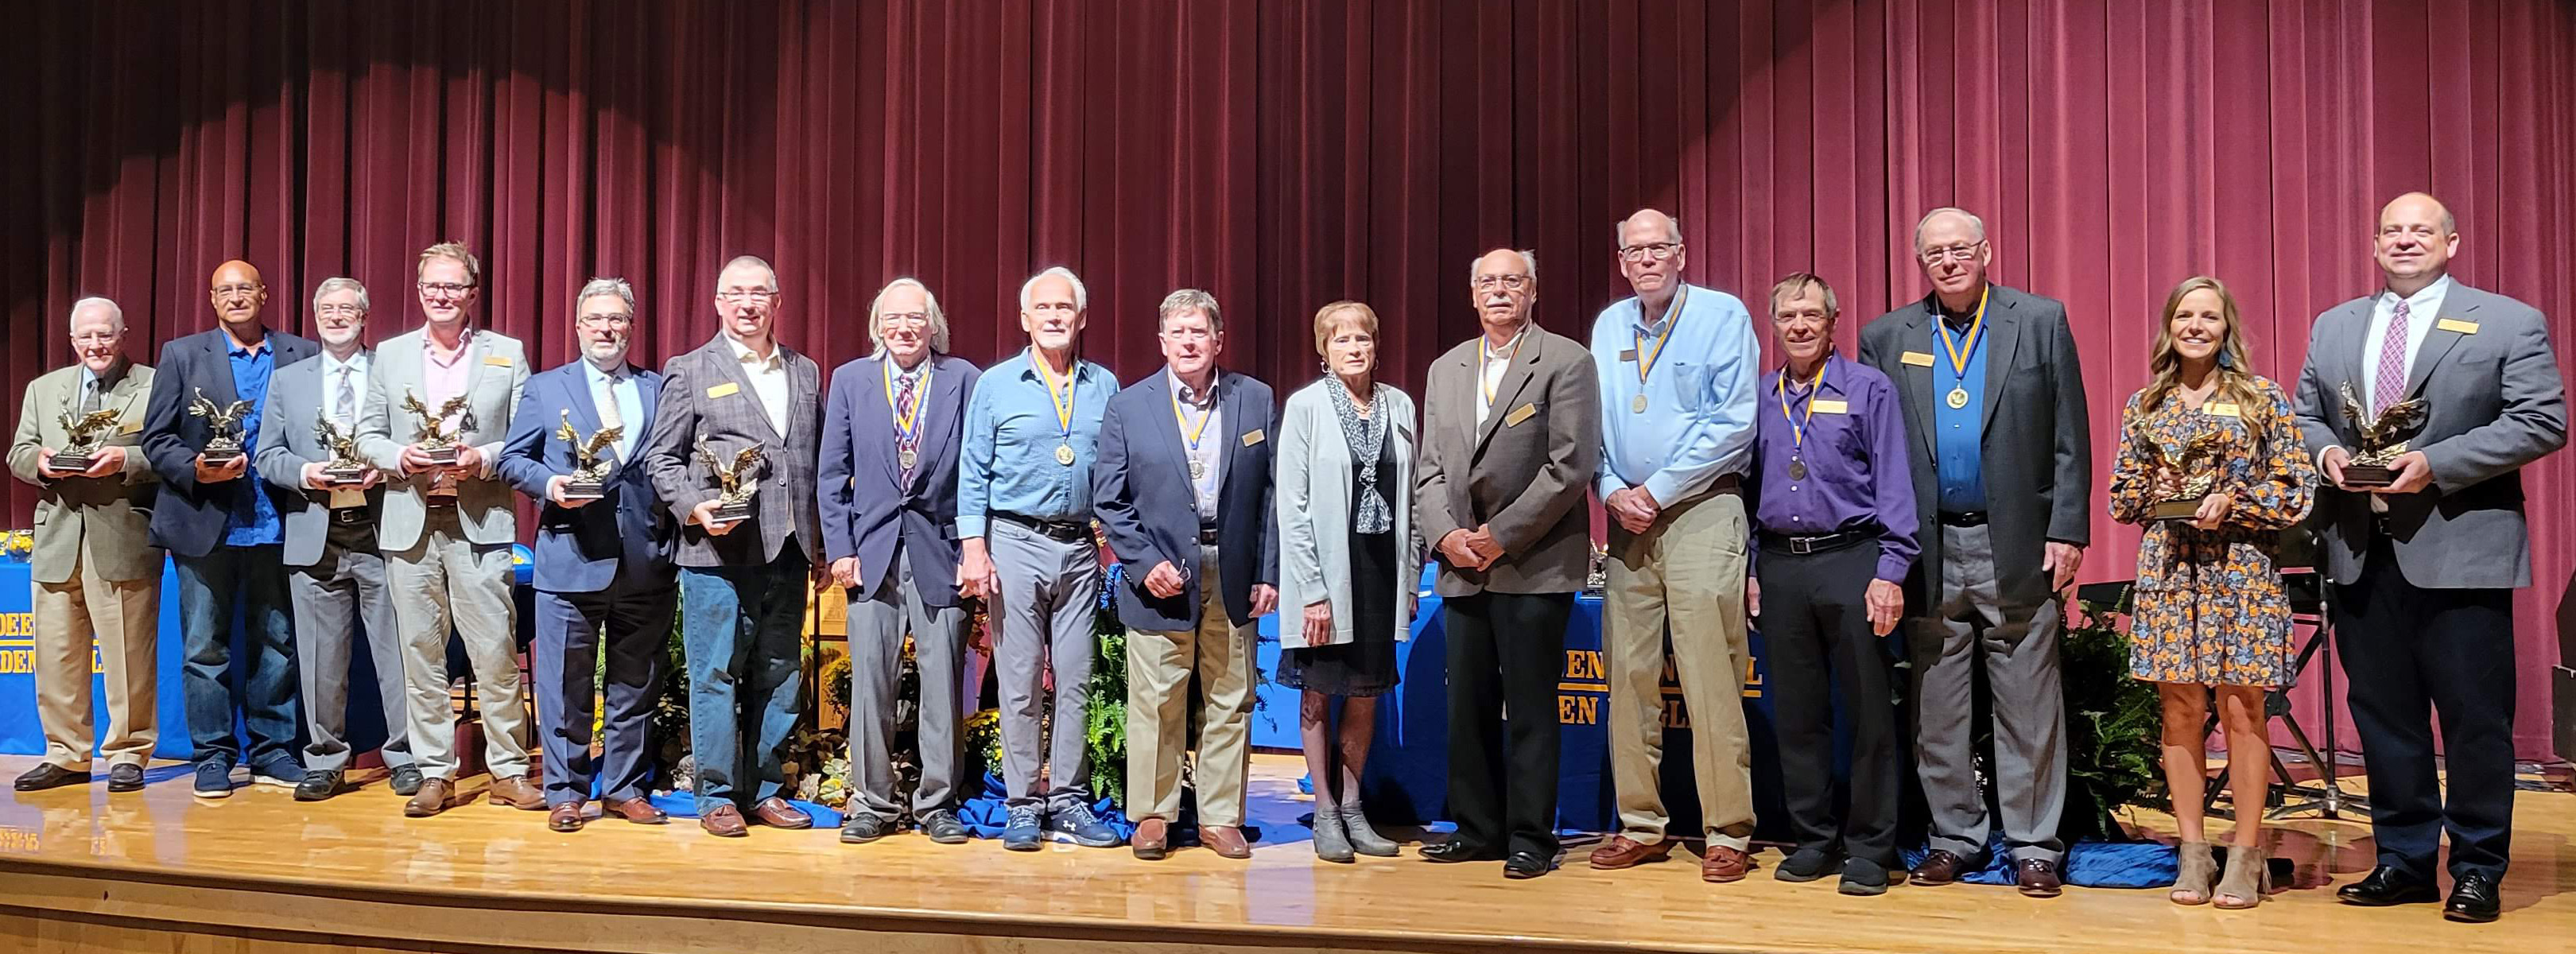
top-left (1475, 325), bottom-right (1527, 429)
top-left (580, 358), bottom-right (644, 461)
top-left (724, 334), bottom-right (792, 438)
top-left (1168, 368), bottom-right (1224, 522)
top-left (2361, 274), bottom-right (2451, 417)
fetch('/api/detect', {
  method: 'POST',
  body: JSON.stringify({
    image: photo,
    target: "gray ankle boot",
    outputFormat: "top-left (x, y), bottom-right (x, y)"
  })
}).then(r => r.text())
top-left (1340, 801), bottom-right (1400, 856)
top-left (1311, 802), bottom-right (1356, 863)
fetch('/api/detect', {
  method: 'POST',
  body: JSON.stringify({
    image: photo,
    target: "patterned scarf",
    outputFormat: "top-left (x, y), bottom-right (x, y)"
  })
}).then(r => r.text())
top-left (1327, 375), bottom-right (1391, 533)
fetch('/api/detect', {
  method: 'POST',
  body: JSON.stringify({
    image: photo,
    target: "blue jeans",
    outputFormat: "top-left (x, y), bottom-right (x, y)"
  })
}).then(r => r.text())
top-left (174, 547), bottom-right (300, 770)
top-left (678, 549), bottom-right (808, 815)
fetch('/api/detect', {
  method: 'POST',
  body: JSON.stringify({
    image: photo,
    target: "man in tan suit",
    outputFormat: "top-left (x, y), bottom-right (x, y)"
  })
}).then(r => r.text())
top-left (1415, 248), bottom-right (1602, 879)
top-left (7, 297), bottom-right (163, 793)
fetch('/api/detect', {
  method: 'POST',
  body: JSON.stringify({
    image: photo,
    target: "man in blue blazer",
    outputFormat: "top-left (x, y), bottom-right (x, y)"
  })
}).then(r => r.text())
top-left (143, 259), bottom-right (320, 798)
top-left (818, 278), bottom-right (981, 846)
top-left (1092, 289), bottom-right (1278, 861)
top-left (498, 277), bottom-right (679, 833)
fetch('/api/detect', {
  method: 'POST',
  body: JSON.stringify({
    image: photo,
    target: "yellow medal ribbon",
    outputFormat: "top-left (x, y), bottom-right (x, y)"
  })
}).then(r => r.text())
top-left (1934, 285), bottom-right (1989, 377)
top-left (1778, 359), bottom-right (1826, 451)
top-left (882, 360), bottom-right (930, 444)
top-left (1034, 349), bottom-right (1078, 440)
top-left (1170, 379), bottom-right (1216, 456)
top-left (1633, 286), bottom-right (1687, 394)
top-left (1479, 329), bottom-right (1523, 407)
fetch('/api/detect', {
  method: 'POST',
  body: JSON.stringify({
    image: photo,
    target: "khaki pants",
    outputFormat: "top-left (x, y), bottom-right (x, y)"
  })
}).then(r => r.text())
top-left (388, 506), bottom-right (527, 781)
top-left (1125, 544), bottom-right (1255, 827)
top-left (31, 552), bottom-right (161, 770)
top-left (1604, 491), bottom-right (1755, 850)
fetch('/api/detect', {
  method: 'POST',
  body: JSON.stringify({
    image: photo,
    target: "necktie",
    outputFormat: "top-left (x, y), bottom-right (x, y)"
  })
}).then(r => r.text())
top-left (895, 371), bottom-right (919, 479)
top-left (597, 373), bottom-right (627, 460)
top-left (2375, 298), bottom-right (2411, 413)
top-left (79, 379), bottom-right (102, 417)
top-left (334, 366), bottom-right (357, 428)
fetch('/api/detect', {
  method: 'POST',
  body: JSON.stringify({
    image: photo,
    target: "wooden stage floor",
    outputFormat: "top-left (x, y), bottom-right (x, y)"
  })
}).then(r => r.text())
top-left (0, 753), bottom-right (2570, 953)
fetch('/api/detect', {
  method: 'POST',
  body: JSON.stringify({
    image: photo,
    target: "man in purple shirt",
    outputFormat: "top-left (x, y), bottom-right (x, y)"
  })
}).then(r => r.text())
top-left (1746, 273), bottom-right (1918, 896)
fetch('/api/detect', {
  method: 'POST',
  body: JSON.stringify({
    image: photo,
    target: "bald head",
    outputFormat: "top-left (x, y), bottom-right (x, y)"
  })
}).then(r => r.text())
top-left (1615, 208), bottom-right (1687, 301)
top-left (2373, 192), bottom-right (2459, 295)
top-left (207, 259), bottom-right (270, 332)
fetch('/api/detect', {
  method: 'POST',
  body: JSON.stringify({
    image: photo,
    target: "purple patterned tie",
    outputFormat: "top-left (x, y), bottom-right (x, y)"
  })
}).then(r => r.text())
top-left (2375, 299), bottom-right (2411, 413)
top-left (895, 372), bottom-right (920, 479)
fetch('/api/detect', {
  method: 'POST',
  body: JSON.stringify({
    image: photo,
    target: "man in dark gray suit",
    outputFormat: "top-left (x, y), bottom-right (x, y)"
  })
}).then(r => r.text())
top-left (1092, 289), bottom-right (1279, 862)
top-left (2297, 192), bottom-right (2566, 923)
top-left (644, 254), bottom-right (824, 838)
top-left (1415, 248), bottom-right (1603, 879)
top-left (1856, 207), bottom-right (2089, 898)
top-left (499, 277), bottom-right (678, 833)
top-left (255, 277), bottom-right (412, 802)
top-left (819, 278), bottom-right (980, 846)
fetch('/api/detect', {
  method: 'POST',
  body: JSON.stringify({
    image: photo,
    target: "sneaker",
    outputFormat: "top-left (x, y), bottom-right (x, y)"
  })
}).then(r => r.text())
top-left (1840, 858), bottom-right (1891, 896)
top-left (1045, 802), bottom-right (1123, 848)
top-left (293, 769), bottom-right (345, 802)
top-left (919, 809), bottom-right (970, 845)
top-left (250, 761), bottom-right (305, 790)
top-left (388, 764), bottom-right (425, 797)
top-left (1002, 805), bottom-right (1044, 851)
top-left (1774, 847), bottom-right (1844, 882)
top-left (192, 762), bottom-right (235, 799)
top-left (839, 813), bottom-right (890, 844)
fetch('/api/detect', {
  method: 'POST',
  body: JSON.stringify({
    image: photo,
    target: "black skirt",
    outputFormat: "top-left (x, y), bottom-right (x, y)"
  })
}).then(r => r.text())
top-left (1275, 433), bottom-right (1399, 697)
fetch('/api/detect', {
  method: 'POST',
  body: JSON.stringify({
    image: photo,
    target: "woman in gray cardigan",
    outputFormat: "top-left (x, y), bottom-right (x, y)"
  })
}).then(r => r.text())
top-left (1275, 301), bottom-right (1421, 863)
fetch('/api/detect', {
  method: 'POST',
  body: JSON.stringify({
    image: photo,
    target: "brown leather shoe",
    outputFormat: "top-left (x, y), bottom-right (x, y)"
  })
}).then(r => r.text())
top-left (1911, 849), bottom-right (1967, 886)
top-left (548, 801), bottom-right (586, 832)
top-left (1589, 835), bottom-right (1678, 870)
top-left (1131, 817), bottom-right (1170, 860)
top-left (1202, 825), bottom-right (1252, 859)
top-left (1702, 845), bottom-right (1753, 882)
top-left (750, 797), bottom-right (813, 829)
top-left (404, 778), bottom-right (453, 818)
top-left (700, 804), bottom-right (750, 837)
top-left (602, 797), bottom-right (669, 824)
top-left (487, 774), bottom-right (547, 811)
top-left (2016, 858), bottom-right (2064, 898)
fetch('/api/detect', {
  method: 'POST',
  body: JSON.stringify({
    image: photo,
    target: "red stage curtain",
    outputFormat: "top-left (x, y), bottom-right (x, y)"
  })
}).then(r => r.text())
top-left (8, 0), bottom-right (2572, 758)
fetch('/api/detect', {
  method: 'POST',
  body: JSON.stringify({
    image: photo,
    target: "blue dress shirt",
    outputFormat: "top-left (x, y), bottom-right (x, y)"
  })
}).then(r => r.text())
top-left (223, 333), bottom-right (284, 545)
top-left (1930, 315), bottom-right (1988, 511)
top-left (956, 348), bottom-right (1118, 537)
top-left (1590, 283), bottom-right (1762, 504)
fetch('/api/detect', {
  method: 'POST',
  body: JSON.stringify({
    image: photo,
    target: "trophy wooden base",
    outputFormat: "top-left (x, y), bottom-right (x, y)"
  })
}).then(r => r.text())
top-left (561, 479), bottom-right (606, 501)
top-left (2150, 497), bottom-right (2206, 522)
top-left (711, 499), bottom-right (754, 524)
top-left (48, 451), bottom-right (95, 472)
top-left (2341, 463), bottom-right (2396, 488)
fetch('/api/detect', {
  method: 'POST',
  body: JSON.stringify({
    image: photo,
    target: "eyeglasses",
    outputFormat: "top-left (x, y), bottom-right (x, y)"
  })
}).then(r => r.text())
top-left (1471, 273), bottom-right (1530, 291)
top-left (1918, 242), bottom-right (1984, 265)
top-left (1618, 242), bottom-right (1682, 262)
top-left (417, 281), bottom-right (475, 298)
top-left (1159, 327), bottom-right (1216, 343)
top-left (578, 312), bottom-right (636, 328)
top-left (879, 311), bottom-right (929, 326)
top-left (716, 289), bottom-right (778, 302)
top-left (70, 332), bottom-right (119, 345)
top-left (315, 304), bottom-right (365, 318)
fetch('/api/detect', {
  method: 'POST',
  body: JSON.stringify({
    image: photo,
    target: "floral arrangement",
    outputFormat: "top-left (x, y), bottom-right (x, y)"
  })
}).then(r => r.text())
top-left (0, 529), bottom-right (33, 559)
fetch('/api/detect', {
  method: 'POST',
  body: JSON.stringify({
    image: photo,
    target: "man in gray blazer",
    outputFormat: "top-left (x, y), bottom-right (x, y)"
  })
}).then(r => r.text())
top-left (819, 279), bottom-right (980, 846)
top-left (1415, 248), bottom-right (1603, 879)
top-left (256, 277), bottom-right (413, 802)
top-left (355, 242), bottom-right (537, 818)
top-left (8, 297), bottom-right (160, 793)
top-left (643, 254), bottom-right (824, 838)
top-left (1856, 207), bottom-right (2089, 898)
top-left (2295, 192), bottom-right (2566, 923)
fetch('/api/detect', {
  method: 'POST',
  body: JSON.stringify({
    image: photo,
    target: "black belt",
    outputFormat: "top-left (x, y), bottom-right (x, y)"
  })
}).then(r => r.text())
top-left (1937, 510), bottom-right (1988, 527)
top-left (995, 512), bottom-right (1088, 542)
top-left (424, 498), bottom-right (460, 510)
top-left (1197, 525), bottom-right (1221, 545)
top-left (328, 507), bottom-right (374, 525)
top-left (1760, 529), bottom-right (1875, 556)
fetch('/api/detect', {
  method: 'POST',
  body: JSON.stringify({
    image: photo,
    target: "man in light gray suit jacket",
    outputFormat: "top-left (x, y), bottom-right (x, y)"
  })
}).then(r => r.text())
top-left (257, 278), bottom-right (413, 802)
top-left (354, 242), bottom-right (537, 818)
top-left (1856, 207), bottom-right (2089, 898)
top-left (2295, 192), bottom-right (2566, 923)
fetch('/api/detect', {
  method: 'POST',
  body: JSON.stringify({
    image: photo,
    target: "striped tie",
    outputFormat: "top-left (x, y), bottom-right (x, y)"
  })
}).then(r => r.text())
top-left (2374, 299), bottom-right (2411, 413)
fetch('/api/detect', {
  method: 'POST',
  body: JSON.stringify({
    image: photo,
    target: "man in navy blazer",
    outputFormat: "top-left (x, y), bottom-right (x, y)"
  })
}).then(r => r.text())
top-left (143, 258), bottom-right (320, 798)
top-left (1092, 289), bottom-right (1278, 860)
top-left (497, 277), bottom-right (678, 833)
top-left (818, 278), bottom-right (982, 846)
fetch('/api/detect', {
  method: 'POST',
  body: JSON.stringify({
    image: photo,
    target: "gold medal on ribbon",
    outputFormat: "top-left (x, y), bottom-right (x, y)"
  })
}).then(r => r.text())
top-left (1788, 457), bottom-right (1808, 481)
top-left (1055, 444), bottom-right (1076, 466)
top-left (1035, 351), bottom-right (1081, 467)
top-left (1631, 288), bottom-right (1686, 414)
top-left (1934, 287), bottom-right (1988, 414)
top-left (1631, 394), bottom-right (1649, 413)
top-left (899, 449), bottom-right (918, 470)
top-left (1778, 360), bottom-right (1827, 483)
top-left (1170, 379), bottom-right (1217, 483)
top-left (1946, 386), bottom-right (1970, 409)
top-left (1189, 460), bottom-right (1207, 480)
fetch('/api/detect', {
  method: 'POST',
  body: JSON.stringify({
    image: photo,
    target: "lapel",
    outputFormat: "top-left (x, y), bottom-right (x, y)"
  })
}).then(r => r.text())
top-left (1144, 371), bottom-right (1197, 488)
top-left (460, 330), bottom-right (491, 411)
top-left (704, 335), bottom-right (783, 444)
top-left (1473, 328), bottom-right (1542, 454)
top-left (567, 364), bottom-right (607, 435)
top-left (1897, 304), bottom-right (1937, 461)
top-left (109, 366), bottom-right (150, 425)
top-left (199, 330), bottom-right (245, 407)
top-left (1218, 372), bottom-right (1264, 508)
top-left (2404, 284), bottom-right (2477, 400)
top-left (918, 355), bottom-right (965, 491)
top-left (865, 356), bottom-right (906, 490)
top-left (1977, 287), bottom-right (2022, 437)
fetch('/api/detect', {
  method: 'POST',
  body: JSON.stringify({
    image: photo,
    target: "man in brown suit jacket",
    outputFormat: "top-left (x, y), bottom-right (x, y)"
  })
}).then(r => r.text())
top-left (7, 297), bottom-right (162, 793)
top-left (1415, 248), bottom-right (1602, 878)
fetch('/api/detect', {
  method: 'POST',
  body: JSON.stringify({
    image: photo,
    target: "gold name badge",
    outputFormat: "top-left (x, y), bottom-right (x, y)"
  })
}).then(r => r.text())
top-left (1504, 403), bottom-right (1538, 426)
top-left (483, 354), bottom-right (514, 366)
top-left (2206, 402), bottom-right (2242, 417)
top-left (120, 418), bottom-right (143, 435)
top-left (2436, 318), bottom-right (2479, 335)
top-left (1811, 399), bottom-right (1850, 414)
top-left (1900, 351), bottom-right (1936, 366)
top-left (706, 382), bottom-right (741, 398)
top-left (1240, 429), bottom-right (1266, 446)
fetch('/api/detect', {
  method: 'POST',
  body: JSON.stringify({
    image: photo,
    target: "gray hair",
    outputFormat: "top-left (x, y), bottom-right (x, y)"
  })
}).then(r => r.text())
top-left (1467, 249), bottom-right (1539, 285)
top-left (868, 277), bottom-right (951, 354)
top-left (1018, 266), bottom-right (1089, 312)
top-left (1912, 207), bottom-right (1988, 249)
top-left (68, 296), bottom-right (125, 333)
top-left (1156, 288), bottom-right (1224, 336)
top-left (312, 277), bottom-right (370, 314)
top-left (1767, 272), bottom-right (1841, 317)
top-left (1613, 210), bottom-right (1683, 247)
top-left (716, 255), bottom-right (779, 293)
top-left (575, 277), bottom-right (637, 316)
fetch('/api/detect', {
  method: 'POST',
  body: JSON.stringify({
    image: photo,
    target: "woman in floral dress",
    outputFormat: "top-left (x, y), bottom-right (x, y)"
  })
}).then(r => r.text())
top-left (2108, 276), bottom-right (2316, 909)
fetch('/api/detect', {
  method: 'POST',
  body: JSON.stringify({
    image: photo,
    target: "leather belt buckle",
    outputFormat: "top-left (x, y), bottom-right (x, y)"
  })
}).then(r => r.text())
top-left (1788, 535), bottom-right (1818, 556)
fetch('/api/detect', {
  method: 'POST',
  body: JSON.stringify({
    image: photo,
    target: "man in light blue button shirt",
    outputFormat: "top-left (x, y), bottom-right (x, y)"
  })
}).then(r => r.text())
top-left (1585, 208), bottom-right (1765, 881)
top-left (955, 266), bottom-right (1123, 851)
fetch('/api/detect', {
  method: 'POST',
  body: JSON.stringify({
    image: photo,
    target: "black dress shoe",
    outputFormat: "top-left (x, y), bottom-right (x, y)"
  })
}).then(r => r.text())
top-left (1503, 850), bottom-right (1555, 879)
top-left (294, 769), bottom-right (344, 802)
top-left (1421, 840), bottom-right (1503, 863)
top-left (2444, 871), bottom-right (2501, 923)
top-left (107, 764), bottom-right (145, 793)
top-left (13, 764), bottom-right (90, 792)
top-left (2337, 866), bottom-right (2440, 906)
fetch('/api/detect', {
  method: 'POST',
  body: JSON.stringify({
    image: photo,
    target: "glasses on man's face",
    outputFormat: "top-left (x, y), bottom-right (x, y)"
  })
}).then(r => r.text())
top-left (879, 311), bottom-right (929, 327)
top-left (71, 332), bottom-right (119, 346)
top-left (1918, 242), bottom-right (1984, 265)
top-left (316, 304), bottom-right (365, 318)
top-left (417, 281), bottom-right (475, 298)
top-left (1619, 242), bottom-right (1682, 263)
top-left (578, 312), bottom-right (635, 328)
top-left (1472, 273), bottom-right (1530, 292)
top-left (211, 284), bottom-right (262, 298)
top-left (1160, 327), bottom-right (1216, 343)
top-left (716, 289), bottom-right (777, 303)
